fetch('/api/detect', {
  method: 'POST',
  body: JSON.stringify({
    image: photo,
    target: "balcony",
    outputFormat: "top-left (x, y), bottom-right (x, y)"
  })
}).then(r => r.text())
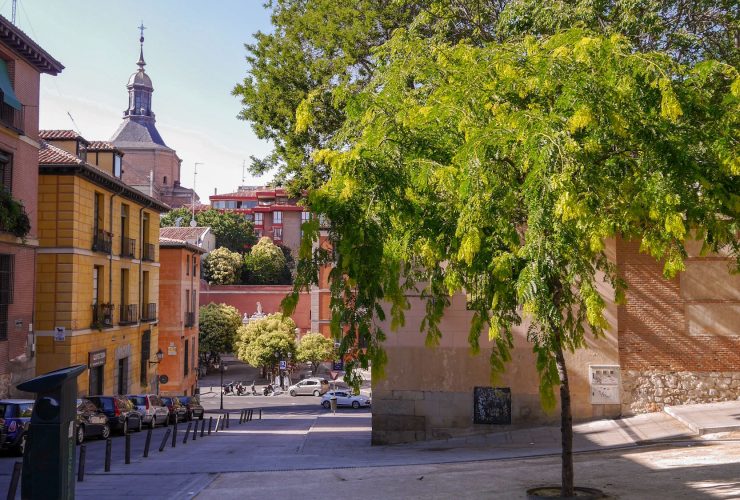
top-left (142, 243), bottom-right (155, 262)
top-left (121, 236), bottom-right (136, 258)
top-left (91, 303), bottom-right (113, 329)
top-left (0, 102), bottom-right (23, 133)
top-left (141, 303), bottom-right (157, 322)
top-left (119, 304), bottom-right (139, 325)
top-left (185, 311), bottom-right (195, 328)
top-left (92, 229), bottom-right (112, 254)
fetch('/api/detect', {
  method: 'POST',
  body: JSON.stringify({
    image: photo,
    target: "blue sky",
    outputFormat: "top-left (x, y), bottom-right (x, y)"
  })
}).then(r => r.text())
top-left (3, 0), bottom-right (275, 202)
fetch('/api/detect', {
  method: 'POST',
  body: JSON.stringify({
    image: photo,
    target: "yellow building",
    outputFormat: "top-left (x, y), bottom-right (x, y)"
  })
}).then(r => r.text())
top-left (35, 130), bottom-right (169, 396)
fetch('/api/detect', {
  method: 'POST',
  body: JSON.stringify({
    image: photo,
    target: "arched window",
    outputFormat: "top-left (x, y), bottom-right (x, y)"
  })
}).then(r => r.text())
top-left (163, 176), bottom-right (168, 185)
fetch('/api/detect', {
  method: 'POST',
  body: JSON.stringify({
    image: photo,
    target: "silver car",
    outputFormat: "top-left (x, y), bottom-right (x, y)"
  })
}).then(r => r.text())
top-left (288, 377), bottom-right (330, 397)
top-left (128, 394), bottom-right (169, 428)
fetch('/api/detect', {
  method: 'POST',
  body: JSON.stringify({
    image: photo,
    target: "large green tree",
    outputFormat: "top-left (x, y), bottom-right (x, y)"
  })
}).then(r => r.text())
top-left (244, 237), bottom-right (288, 284)
top-left (235, 313), bottom-right (297, 375)
top-left (161, 207), bottom-right (257, 253)
top-left (203, 247), bottom-right (243, 285)
top-left (234, 0), bottom-right (737, 194)
top-left (198, 303), bottom-right (243, 368)
top-left (284, 28), bottom-right (738, 496)
top-left (296, 332), bottom-right (335, 375)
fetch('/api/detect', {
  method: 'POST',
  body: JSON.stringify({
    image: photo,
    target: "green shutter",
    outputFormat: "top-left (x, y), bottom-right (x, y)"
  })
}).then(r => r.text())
top-left (0, 60), bottom-right (21, 110)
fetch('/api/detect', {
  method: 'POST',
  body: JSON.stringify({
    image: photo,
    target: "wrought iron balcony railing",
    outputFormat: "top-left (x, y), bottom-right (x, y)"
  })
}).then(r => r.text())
top-left (142, 243), bottom-right (155, 262)
top-left (92, 229), bottom-right (112, 254)
top-left (91, 302), bottom-right (113, 329)
top-left (141, 303), bottom-right (157, 321)
top-left (119, 303), bottom-right (139, 325)
top-left (121, 236), bottom-right (136, 258)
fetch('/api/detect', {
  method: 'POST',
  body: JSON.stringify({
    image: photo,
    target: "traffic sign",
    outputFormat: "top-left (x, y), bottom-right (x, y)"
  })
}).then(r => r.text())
top-left (279, 360), bottom-right (287, 370)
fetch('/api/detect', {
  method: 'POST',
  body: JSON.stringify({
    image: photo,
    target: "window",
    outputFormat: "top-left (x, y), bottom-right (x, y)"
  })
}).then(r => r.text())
top-left (94, 192), bottom-right (104, 233)
top-left (185, 289), bottom-right (190, 313)
top-left (301, 211), bottom-right (311, 223)
top-left (184, 339), bottom-right (189, 376)
top-left (140, 330), bottom-right (151, 387)
top-left (212, 201), bottom-right (224, 209)
top-left (191, 289), bottom-right (197, 313)
top-left (273, 227), bottom-right (283, 240)
top-left (192, 256), bottom-right (197, 277)
top-left (77, 142), bottom-right (87, 162)
top-left (243, 213), bottom-right (253, 222)
top-left (273, 211), bottom-right (282, 224)
top-left (113, 154), bottom-right (122, 178)
top-left (117, 357), bottom-right (129, 395)
top-left (254, 213), bottom-right (263, 225)
top-left (0, 254), bottom-right (13, 340)
top-left (186, 255), bottom-right (190, 276)
top-left (191, 336), bottom-right (196, 372)
top-left (120, 268), bottom-right (129, 306)
top-left (0, 151), bottom-right (11, 193)
top-left (163, 176), bottom-right (168, 185)
top-left (244, 201), bottom-right (257, 209)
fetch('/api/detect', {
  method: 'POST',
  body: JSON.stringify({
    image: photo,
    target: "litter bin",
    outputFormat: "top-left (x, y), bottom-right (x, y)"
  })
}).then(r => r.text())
top-left (329, 396), bottom-right (337, 414)
top-left (16, 364), bottom-right (86, 500)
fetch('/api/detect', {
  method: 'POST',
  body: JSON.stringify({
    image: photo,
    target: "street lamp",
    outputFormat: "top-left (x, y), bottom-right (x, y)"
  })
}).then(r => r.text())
top-left (148, 349), bottom-right (164, 395)
top-left (215, 360), bottom-right (228, 410)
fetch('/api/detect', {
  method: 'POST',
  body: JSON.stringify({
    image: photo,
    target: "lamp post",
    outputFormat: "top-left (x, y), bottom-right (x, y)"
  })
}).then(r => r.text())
top-left (148, 349), bottom-right (164, 395)
top-left (216, 361), bottom-right (228, 410)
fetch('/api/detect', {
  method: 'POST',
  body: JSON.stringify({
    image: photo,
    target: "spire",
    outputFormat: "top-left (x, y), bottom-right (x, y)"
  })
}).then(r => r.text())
top-left (137, 22), bottom-right (146, 69)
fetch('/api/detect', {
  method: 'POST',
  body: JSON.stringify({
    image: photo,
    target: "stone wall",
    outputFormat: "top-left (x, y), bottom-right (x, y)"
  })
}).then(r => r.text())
top-left (622, 370), bottom-right (740, 414)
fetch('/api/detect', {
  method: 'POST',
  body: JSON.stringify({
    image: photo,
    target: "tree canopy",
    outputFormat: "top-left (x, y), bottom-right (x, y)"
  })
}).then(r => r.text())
top-left (296, 332), bottom-right (335, 374)
top-left (235, 313), bottom-right (297, 370)
top-left (244, 237), bottom-right (288, 284)
top-left (203, 247), bottom-right (244, 285)
top-left (161, 207), bottom-right (257, 253)
top-left (198, 303), bottom-right (242, 366)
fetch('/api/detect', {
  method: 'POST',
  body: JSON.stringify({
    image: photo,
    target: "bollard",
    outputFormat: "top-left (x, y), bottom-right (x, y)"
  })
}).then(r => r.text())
top-left (143, 427), bottom-right (153, 458)
top-left (7, 461), bottom-right (21, 499)
top-left (77, 445), bottom-right (86, 482)
top-left (249, 409), bottom-right (254, 421)
top-left (171, 422), bottom-right (178, 448)
top-left (208, 416), bottom-right (213, 435)
top-left (159, 428), bottom-right (171, 452)
top-left (225, 412), bottom-right (230, 429)
top-left (104, 438), bottom-right (112, 472)
top-left (215, 415), bottom-right (221, 432)
top-left (125, 433), bottom-right (131, 464)
top-left (259, 408), bottom-right (262, 419)
top-left (200, 419), bottom-right (206, 437)
top-left (193, 420), bottom-right (198, 441)
top-left (183, 422), bottom-right (192, 444)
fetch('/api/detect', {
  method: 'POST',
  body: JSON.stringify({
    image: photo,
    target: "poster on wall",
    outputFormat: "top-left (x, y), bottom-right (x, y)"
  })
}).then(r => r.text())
top-left (473, 386), bottom-right (511, 425)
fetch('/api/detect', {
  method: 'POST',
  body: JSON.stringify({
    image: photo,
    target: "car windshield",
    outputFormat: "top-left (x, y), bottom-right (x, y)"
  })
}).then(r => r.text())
top-left (129, 396), bottom-right (146, 406)
top-left (177, 397), bottom-right (190, 404)
top-left (91, 398), bottom-right (114, 411)
top-left (161, 397), bottom-right (172, 405)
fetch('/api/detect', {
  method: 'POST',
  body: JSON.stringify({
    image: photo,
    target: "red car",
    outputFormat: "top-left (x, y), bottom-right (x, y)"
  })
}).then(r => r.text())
top-left (160, 396), bottom-right (187, 424)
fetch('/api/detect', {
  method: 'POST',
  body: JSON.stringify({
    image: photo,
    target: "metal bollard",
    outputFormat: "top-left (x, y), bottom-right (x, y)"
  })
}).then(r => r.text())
top-left (215, 415), bottom-right (221, 432)
top-left (143, 427), bottom-right (153, 458)
top-left (225, 412), bottom-right (230, 428)
top-left (259, 408), bottom-right (262, 419)
top-left (200, 419), bottom-right (206, 437)
top-left (249, 409), bottom-right (254, 421)
top-left (7, 461), bottom-right (21, 498)
top-left (125, 433), bottom-right (131, 464)
top-left (159, 428), bottom-right (171, 452)
top-left (171, 422), bottom-right (178, 448)
top-left (104, 438), bottom-right (112, 472)
top-left (77, 445), bottom-right (86, 482)
top-left (183, 422), bottom-right (192, 444)
top-left (193, 420), bottom-right (198, 441)
top-left (208, 416), bottom-right (213, 435)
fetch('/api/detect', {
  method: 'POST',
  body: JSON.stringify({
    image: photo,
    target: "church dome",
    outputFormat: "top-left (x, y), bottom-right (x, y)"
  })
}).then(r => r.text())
top-left (128, 68), bottom-right (152, 88)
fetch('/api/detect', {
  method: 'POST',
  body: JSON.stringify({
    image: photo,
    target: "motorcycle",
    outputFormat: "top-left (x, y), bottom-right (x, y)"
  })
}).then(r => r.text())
top-left (222, 382), bottom-right (235, 395)
top-left (262, 384), bottom-right (274, 396)
top-left (235, 382), bottom-right (247, 396)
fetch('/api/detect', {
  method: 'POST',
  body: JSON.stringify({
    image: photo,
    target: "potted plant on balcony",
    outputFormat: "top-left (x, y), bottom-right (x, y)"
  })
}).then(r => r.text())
top-left (0, 190), bottom-right (30, 238)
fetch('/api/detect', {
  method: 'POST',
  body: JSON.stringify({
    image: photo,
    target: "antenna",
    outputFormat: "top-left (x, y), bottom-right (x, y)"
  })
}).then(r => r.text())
top-left (66, 111), bottom-right (82, 136)
top-left (192, 162), bottom-right (203, 221)
top-left (11, 0), bottom-right (17, 25)
top-left (242, 160), bottom-right (246, 185)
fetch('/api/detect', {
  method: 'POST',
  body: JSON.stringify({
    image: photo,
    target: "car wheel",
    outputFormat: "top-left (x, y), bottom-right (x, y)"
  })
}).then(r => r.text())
top-left (100, 424), bottom-right (110, 440)
top-left (76, 426), bottom-right (85, 445)
top-left (313, 390), bottom-right (320, 397)
top-left (122, 419), bottom-right (128, 435)
top-left (322, 400), bottom-right (331, 409)
top-left (16, 433), bottom-right (27, 456)
top-left (352, 401), bottom-right (360, 409)
top-left (290, 390), bottom-right (297, 397)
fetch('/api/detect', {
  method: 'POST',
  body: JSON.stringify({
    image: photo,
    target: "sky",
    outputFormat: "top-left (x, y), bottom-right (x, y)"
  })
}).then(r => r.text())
top-left (3, 0), bottom-right (275, 202)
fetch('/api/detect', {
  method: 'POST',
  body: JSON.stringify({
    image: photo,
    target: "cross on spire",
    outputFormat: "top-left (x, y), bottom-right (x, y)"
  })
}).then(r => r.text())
top-left (137, 22), bottom-right (147, 69)
top-left (138, 22), bottom-right (146, 42)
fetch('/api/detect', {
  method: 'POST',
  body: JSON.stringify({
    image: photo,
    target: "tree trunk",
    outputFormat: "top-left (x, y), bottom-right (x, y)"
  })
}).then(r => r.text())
top-left (554, 342), bottom-right (574, 497)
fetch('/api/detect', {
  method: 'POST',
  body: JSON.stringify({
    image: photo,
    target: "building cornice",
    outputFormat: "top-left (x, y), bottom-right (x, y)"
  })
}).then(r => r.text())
top-left (0, 15), bottom-right (63, 75)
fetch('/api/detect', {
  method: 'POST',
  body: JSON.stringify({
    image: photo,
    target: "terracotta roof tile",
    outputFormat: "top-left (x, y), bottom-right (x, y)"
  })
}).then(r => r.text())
top-left (39, 129), bottom-right (84, 141)
top-left (88, 141), bottom-right (118, 152)
top-left (38, 141), bottom-right (83, 165)
top-left (160, 226), bottom-right (210, 240)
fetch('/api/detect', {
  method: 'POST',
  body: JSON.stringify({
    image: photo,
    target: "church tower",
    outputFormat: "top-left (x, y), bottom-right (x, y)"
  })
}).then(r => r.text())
top-left (111, 25), bottom-right (197, 209)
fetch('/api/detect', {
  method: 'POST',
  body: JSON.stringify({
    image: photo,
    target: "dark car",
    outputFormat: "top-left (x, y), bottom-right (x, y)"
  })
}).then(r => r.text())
top-left (88, 395), bottom-right (143, 434)
top-left (0, 400), bottom-right (33, 456)
top-left (177, 396), bottom-right (204, 421)
top-left (160, 397), bottom-right (187, 424)
top-left (75, 398), bottom-right (110, 444)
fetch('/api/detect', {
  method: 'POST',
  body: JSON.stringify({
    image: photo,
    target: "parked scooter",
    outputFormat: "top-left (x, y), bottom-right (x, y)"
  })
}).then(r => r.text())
top-left (222, 382), bottom-right (235, 395)
top-left (235, 382), bottom-right (247, 396)
top-left (262, 383), bottom-right (274, 396)
top-left (251, 381), bottom-right (257, 395)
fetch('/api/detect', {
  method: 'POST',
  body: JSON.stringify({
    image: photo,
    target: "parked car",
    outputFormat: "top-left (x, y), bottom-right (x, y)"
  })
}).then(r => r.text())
top-left (177, 396), bottom-right (204, 421)
top-left (288, 377), bottom-right (330, 397)
top-left (75, 398), bottom-right (110, 444)
top-left (320, 391), bottom-right (371, 409)
top-left (0, 399), bottom-right (33, 455)
top-left (128, 394), bottom-right (169, 428)
top-left (160, 396), bottom-right (187, 424)
top-left (88, 395), bottom-right (143, 434)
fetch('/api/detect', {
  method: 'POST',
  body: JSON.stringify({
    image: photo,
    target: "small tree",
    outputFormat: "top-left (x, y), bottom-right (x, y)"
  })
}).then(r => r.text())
top-left (297, 332), bottom-right (335, 374)
top-left (203, 247), bottom-right (243, 285)
top-left (235, 313), bottom-right (296, 375)
top-left (244, 237), bottom-right (287, 284)
top-left (198, 303), bottom-right (242, 368)
top-left (161, 207), bottom-right (257, 253)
